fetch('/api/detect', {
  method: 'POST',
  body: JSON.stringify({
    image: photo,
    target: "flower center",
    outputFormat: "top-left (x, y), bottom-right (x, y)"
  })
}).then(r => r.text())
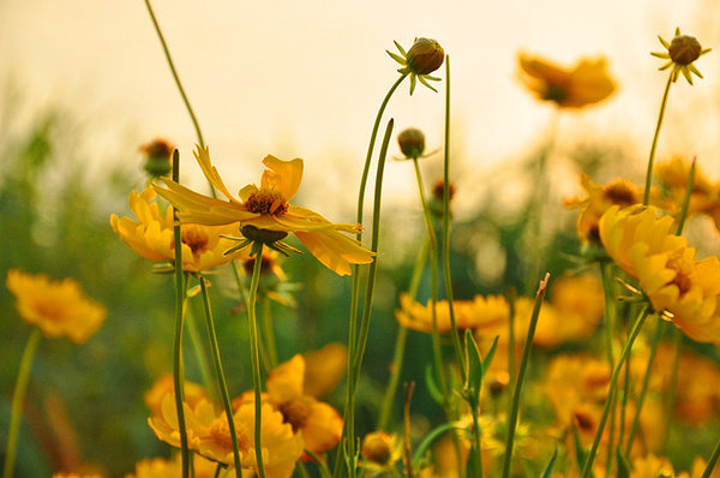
top-left (604, 181), bottom-right (637, 206)
top-left (209, 417), bottom-right (251, 455)
top-left (278, 398), bottom-right (311, 432)
top-left (667, 252), bottom-right (693, 297)
top-left (544, 83), bottom-right (569, 104)
top-left (245, 188), bottom-right (288, 216)
top-left (181, 225), bottom-right (209, 253)
top-left (573, 410), bottom-right (596, 432)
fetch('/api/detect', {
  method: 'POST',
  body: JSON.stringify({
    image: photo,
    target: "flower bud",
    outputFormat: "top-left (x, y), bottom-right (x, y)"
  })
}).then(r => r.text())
top-left (406, 38), bottom-right (444, 75)
top-left (669, 35), bottom-right (702, 65)
top-left (361, 432), bottom-right (394, 465)
top-left (140, 139), bottom-right (174, 178)
top-left (397, 128), bottom-right (426, 159)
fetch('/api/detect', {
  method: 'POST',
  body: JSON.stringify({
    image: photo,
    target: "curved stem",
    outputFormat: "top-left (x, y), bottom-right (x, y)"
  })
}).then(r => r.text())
top-left (702, 435), bottom-right (720, 478)
top-left (261, 294), bottom-right (278, 369)
top-left (199, 276), bottom-right (242, 476)
top-left (171, 150), bottom-right (191, 478)
top-left (412, 423), bottom-right (467, 466)
top-left (247, 247), bottom-right (266, 478)
top-left (581, 307), bottom-right (649, 478)
top-left (643, 73), bottom-right (673, 206)
top-left (3, 328), bottom-right (41, 478)
top-left (376, 238), bottom-right (429, 431)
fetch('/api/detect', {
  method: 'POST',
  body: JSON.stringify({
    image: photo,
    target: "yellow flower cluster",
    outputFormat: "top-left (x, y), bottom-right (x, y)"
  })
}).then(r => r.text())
top-left (7, 269), bottom-right (106, 344)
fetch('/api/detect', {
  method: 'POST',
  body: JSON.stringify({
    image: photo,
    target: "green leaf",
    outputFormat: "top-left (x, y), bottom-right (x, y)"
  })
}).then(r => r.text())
top-left (541, 446), bottom-right (559, 478)
top-left (466, 442), bottom-right (482, 478)
top-left (572, 422), bottom-right (588, 473)
top-left (483, 335), bottom-right (499, 372)
top-left (615, 448), bottom-right (631, 478)
top-left (425, 366), bottom-right (443, 404)
top-left (464, 330), bottom-right (483, 396)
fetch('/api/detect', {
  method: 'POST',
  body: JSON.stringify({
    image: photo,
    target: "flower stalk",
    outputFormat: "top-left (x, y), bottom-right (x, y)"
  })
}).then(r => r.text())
top-left (247, 245), bottom-right (267, 478)
top-left (643, 73), bottom-right (673, 206)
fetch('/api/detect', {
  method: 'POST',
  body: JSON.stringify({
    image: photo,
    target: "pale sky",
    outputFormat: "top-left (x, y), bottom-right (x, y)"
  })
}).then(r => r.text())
top-left (2, 0), bottom-right (719, 218)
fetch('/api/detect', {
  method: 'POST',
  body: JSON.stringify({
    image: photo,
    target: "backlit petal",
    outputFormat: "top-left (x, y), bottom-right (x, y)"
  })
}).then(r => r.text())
top-left (261, 155), bottom-right (304, 201)
top-left (294, 229), bottom-right (376, 276)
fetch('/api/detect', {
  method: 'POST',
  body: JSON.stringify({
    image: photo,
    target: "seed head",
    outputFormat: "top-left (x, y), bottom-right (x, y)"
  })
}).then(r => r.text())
top-left (669, 35), bottom-right (702, 65)
top-left (397, 128), bottom-right (426, 159)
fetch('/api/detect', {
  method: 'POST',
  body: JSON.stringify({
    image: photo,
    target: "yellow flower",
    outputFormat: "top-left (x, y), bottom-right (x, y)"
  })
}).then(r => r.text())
top-left (110, 187), bottom-right (246, 272)
top-left (302, 343), bottom-right (348, 399)
top-left (395, 293), bottom-right (509, 334)
top-left (518, 54), bottom-right (615, 108)
top-left (151, 146), bottom-right (375, 276)
top-left (600, 205), bottom-right (720, 344)
top-left (6, 269), bottom-right (106, 344)
top-left (651, 28), bottom-right (710, 84)
top-left (656, 157), bottom-right (720, 231)
top-left (127, 454), bottom-right (218, 478)
top-left (236, 354), bottom-right (344, 456)
top-left (360, 431), bottom-right (402, 473)
top-left (149, 393), bottom-right (303, 478)
top-left (143, 374), bottom-right (211, 418)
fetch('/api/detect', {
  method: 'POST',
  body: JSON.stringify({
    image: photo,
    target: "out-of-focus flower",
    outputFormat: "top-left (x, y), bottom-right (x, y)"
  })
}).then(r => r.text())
top-left (152, 146), bottom-right (375, 276)
top-left (387, 38), bottom-right (444, 95)
top-left (428, 179), bottom-right (456, 219)
top-left (360, 431), bottom-right (401, 473)
top-left (126, 454), bottom-right (217, 478)
top-left (518, 54), bottom-right (615, 108)
top-left (397, 128), bottom-right (426, 160)
top-left (651, 28), bottom-right (710, 84)
top-left (600, 205), bottom-right (720, 344)
top-left (52, 474), bottom-right (103, 478)
top-left (140, 138), bottom-right (174, 178)
top-left (235, 354), bottom-right (343, 456)
top-left (630, 454), bottom-right (677, 478)
top-left (302, 343), bottom-right (348, 399)
top-left (7, 269), bottom-right (106, 344)
top-left (143, 374), bottom-right (212, 418)
top-left (149, 393), bottom-right (303, 478)
top-left (656, 157), bottom-right (720, 231)
top-left (395, 293), bottom-right (509, 334)
top-left (111, 187), bottom-right (246, 273)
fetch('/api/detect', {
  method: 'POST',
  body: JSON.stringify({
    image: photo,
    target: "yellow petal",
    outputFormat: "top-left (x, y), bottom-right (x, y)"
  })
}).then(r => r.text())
top-left (294, 229), bottom-right (376, 276)
top-left (193, 145), bottom-right (239, 203)
top-left (153, 180), bottom-right (257, 225)
top-left (302, 401), bottom-right (343, 453)
top-left (267, 354), bottom-right (305, 403)
top-left (261, 155), bottom-right (304, 201)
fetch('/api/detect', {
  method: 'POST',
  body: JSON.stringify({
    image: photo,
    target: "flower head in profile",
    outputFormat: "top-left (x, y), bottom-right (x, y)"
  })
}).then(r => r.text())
top-left (652, 28), bottom-right (710, 84)
top-left (518, 53), bottom-right (616, 108)
top-left (395, 293), bottom-right (509, 334)
top-left (151, 146), bottom-right (375, 276)
top-left (111, 187), bottom-right (247, 273)
top-left (388, 37), bottom-right (444, 95)
top-left (234, 354), bottom-right (343, 457)
top-left (360, 431), bottom-right (401, 473)
top-left (140, 138), bottom-right (174, 178)
top-left (127, 454), bottom-right (218, 478)
top-left (149, 393), bottom-right (303, 477)
top-left (7, 269), bottom-right (106, 344)
top-left (600, 205), bottom-right (720, 344)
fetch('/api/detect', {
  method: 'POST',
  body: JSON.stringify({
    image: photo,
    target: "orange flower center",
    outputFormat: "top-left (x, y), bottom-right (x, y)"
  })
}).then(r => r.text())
top-left (573, 410), bottom-right (596, 432)
top-left (278, 398), bottom-right (311, 432)
top-left (181, 225), bottom-right (209, 253)
top-left (604, 181), bottom-right (637, 206)
top-left (245, 188), bottom-right (288, 216)
top-left (667, 252), bottom-right (694, 298)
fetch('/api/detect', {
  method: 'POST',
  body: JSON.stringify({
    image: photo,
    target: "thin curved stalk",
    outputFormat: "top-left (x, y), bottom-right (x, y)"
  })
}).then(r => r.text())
top-left (3, 328), bottom-right (41, 478)
top-left (261, 295), bottom-right (278, 368)
top-left (643, 73), bottom-right (673, 206)
top-left (702, 435), bottom-right (720, 478)
top-left (199, 276), bottom-right (242, 475)
top-left (247, 247), bottom-right (266, 478)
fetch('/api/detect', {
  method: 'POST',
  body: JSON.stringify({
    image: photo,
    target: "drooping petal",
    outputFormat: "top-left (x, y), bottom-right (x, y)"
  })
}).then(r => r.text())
top-left (294, 229), bottom-right (376, 276)
top-left (279, 205), bottom-right (361, 234)
top-left (302, 401), bottom-right (343, 453)
top-left (193, 145), bottom-right (239, 203)
top-left (261, 155), bottom-right (303, 201)
top-left (153, 180), bottom-right (258, 225)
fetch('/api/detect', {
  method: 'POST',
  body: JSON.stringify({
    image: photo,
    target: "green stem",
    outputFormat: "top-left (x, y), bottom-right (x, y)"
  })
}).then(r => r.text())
top-left (412, 423), bottom-right (467, 466)
top-left (676, 157), bottom-right (696, 235)
top-left (186, 302), bottom-right (214, 398)
top-left (471, 403), bottom-right (484, 478)
top-left (247, 247), bottom-right (266, 478)
top-left (581, 307), bottom-right (649, 478)
top-left (3, 328), bottom-right (41, 478)
top-left (171, 150), bottom-right (191, 478)
top-left (625, 320), bottom-right (663, 455)
top-left (502, 275), bottom-right (549, 478)
top-left (506, 288), bottom-right (516, 419)
top-left (347, 119), bottom-right (394, 478)
top-left (199, 276), bottom-right (242, 476)
top-left (440, 56), bottom-right (465, 377)
top-left (261, 294), bottom-right (278, 368)
top-left (376, 238), bottom-right (429, 430)
top-left (643, 73), bottom-right (673, 206)
top-left (702, 435), bottom-right (720, 478)
top-left (662, 329), bottom-right (682, 453)
top-left (600, 261), bottom-right (618, 474)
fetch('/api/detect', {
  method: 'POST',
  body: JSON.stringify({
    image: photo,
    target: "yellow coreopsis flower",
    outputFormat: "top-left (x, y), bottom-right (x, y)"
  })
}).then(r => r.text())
top-left (235, 354), bottom-right (343, 457)
top-left (518, 54), bottom-right (616, 108)
top-left (656, 157), bottom-right (720, 231)
top-left (6, 269), bottom-right (106, 344)
top-left (359, 431), bottom-right (402, 474)
top-left (151, 146), bottom-right (375, 276)
top-left (149, 393), bottom-right (303, 478)
top-left (599, 205), bottom-right (720, 344)
top-left (110, 187), bottom-right (246, 272)
top-left (302, 343), bottom-right (348, 399)
top-left (127, 454), bottom-right (218, 478)
top-left (143, 374), bottom-right (211, 418)
top-left (395, 293), bottom-right (509, 334)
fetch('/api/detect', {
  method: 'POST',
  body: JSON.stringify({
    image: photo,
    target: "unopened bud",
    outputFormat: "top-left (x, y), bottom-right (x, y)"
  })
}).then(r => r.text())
top-left (361, 432), bottom-right (394, 465)
top-left (669, 35), bottom-right (702, 65)
top-left (406, 38), bottom-right (444, 75)
top-left (397, 128), bottom-right (426, 159)
top-left (140, 139), bottom-right (174, 178)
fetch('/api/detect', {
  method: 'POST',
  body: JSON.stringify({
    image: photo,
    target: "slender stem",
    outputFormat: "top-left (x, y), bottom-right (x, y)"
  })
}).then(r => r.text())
top-left (261, 295), bottom-right (278, 368)
top-left (440, 56), bottom-right (465, 377)
top-left (470, 403), bottom-right (484, 478)
top-left (600, 261), bottom-right (618, 473)
top-left (502, 275), bottom-right (549, 478)
top-left (247, 247), bottom-right (266, 478)
top-left (403, 383), bottom-right (416, 478)
top-left (170, 150), bottom-right (191, 478)
top-left (643, 73), bottom-right (673, 206)
top-left (347, 119), bottom-right (394, 478)
top-left (506, 288), bottom-right (516, 419)
top-left (376, 238), bottom-right (429, 430)
top-left (662, 329), bottom-right (682, 452)
top-left (702, 435), bottom-right (720, 478)
top-left (336, 74), bottom-right (406, 478)
top-left (411, 423), bottom-right (467, 466)
top-left (186, 302), bottom-right (214, 397)
top-left (3, 328), bottom-right (41, 478)
top-left (676, 157), bottom-right (697, 235)
top-left (581, 307), bottom-right (649, 478)
top-left (625, 320), bottom-right (663, 455)
top-left (199, 276), bottom-right (242, 476)
top-left (143, 0), bottom-right (205, 149)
